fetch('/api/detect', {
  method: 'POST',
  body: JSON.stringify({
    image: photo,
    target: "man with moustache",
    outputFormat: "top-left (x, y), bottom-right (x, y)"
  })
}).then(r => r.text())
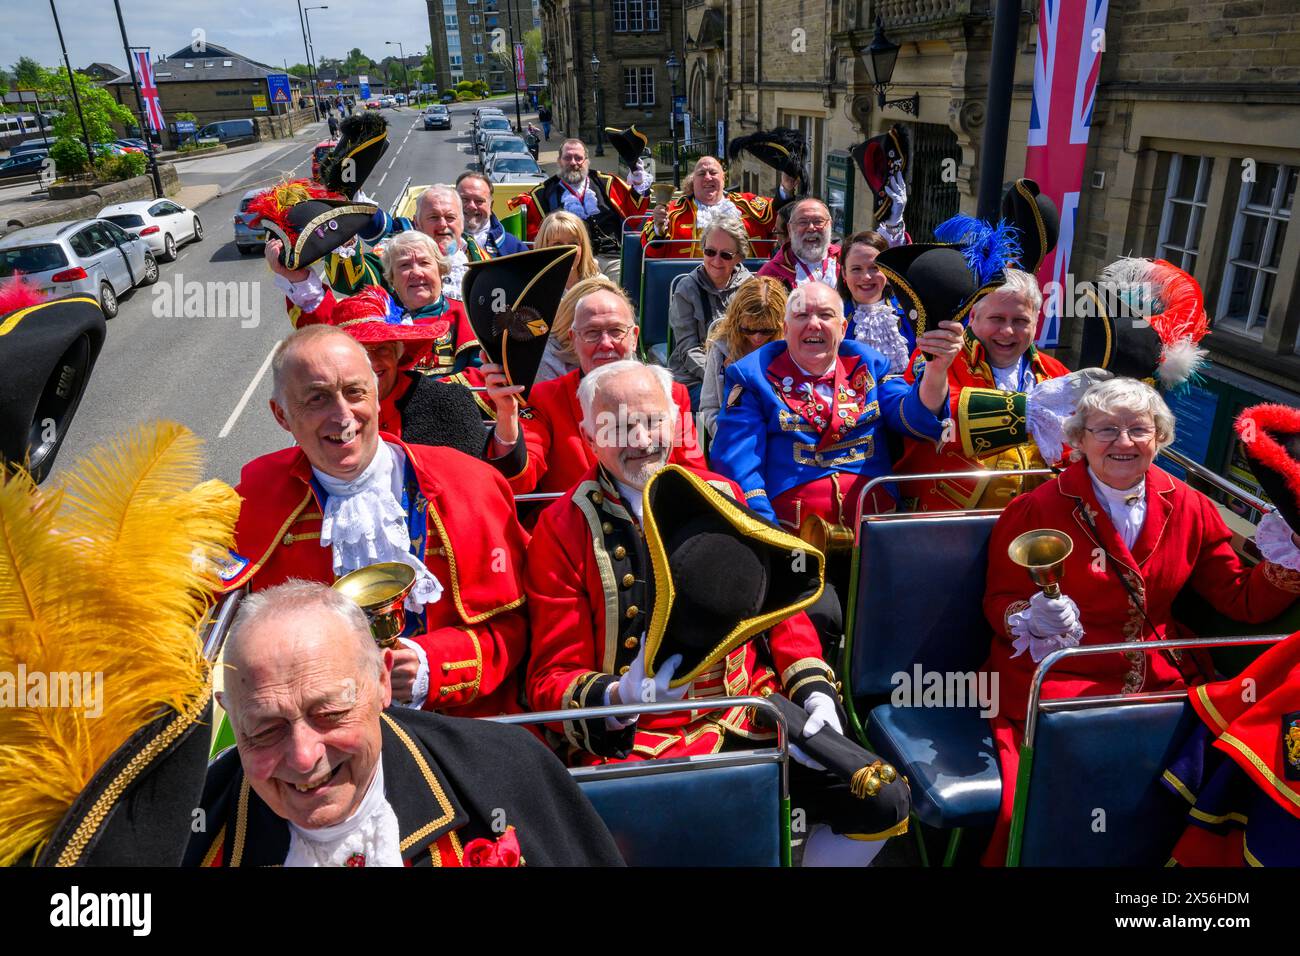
top-left (757, 198), bottom-right (841, 292)
top-left (456, 171), bottom-right (527, 257)
top-left (187, 580), bottom-right (623, 867)
top-left (220, 325), bottom-right (529, 718)
top-left (506, 138), bottom-right (650, 252)
top-left (480, 276), bottom-right (705, 499)
top-left (643, 154), bottom-right (791, 258)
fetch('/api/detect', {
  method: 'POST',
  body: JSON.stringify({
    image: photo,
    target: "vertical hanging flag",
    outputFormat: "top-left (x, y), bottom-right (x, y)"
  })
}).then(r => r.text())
top-left (135, 49), bottom-right (164, 132)
top-left (1024, 0), bottom-right (1109, 347)
top-left (514, 42), bottom-right (527, 89)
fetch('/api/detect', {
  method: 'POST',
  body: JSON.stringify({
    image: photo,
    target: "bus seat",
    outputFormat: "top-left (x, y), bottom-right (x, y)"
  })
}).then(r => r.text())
top-left (848, 510), bottom-right (1004, 830)
top-left (621, 229), bottom-right (645, 302)
top-left (639, 259), bottom-right (699, 349)
top-left (577, 760), bottom-right (782, 866)
top-left (1016, 699), bottom-right (1196, 866)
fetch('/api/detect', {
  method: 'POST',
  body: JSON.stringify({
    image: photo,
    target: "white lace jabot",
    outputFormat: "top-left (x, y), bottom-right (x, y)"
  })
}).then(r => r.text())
top-left (314, 441), bottom-right (443, 613)
top-left (284, 759), bottom-right (403, 867)
top-left (851, 300), bottom-right (910, 374)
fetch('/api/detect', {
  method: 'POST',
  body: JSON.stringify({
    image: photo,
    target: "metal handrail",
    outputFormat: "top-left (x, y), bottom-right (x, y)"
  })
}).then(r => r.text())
top-left (1158, 447), bottom-right (1274, 514)
top-left (389, 176), bottom-right (412, 218)
top-left (854, 467), bottom-right (1057, 543)
top-left (1023, 634), bottom-right (1287, 746)
top-left (201, 587), bottom-right (247, 663)
top-left (514, 491), bottom-right (564, 503)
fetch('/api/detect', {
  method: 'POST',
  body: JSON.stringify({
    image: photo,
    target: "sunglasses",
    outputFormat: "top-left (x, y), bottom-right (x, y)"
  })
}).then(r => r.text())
top-left (739, 326), bottom-right (774, 336)
top-left (703, 247), bottom-right (736, 261)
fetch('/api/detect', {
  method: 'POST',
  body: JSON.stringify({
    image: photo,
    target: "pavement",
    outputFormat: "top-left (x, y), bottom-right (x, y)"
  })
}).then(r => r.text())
top-left (46, 103), bottom-right (496, 488)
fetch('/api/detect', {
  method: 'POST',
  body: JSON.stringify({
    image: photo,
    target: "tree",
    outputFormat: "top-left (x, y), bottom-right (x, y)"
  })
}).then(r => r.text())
top-left (420, 48), bottom-right (437, 87)
top-left (286, 63), bottom-right (312, 78)
top-left (36, 67), bottom-right (133, 175)
top-left (11, 56), bottom-right (47, 90)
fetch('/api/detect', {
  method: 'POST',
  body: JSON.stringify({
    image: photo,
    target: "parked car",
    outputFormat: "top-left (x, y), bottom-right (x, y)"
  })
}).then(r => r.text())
top-left (474, 116), bottom-right (513, 148)
top-left (115, 137), bottom-right (159, 154)
top-left (481, 134), bottom-right (529, 165)
top-left (485, 151), bottom-right (545, 185)
top-left (423, 105), bottom-right (451, 130)
top-left (0, 218), bottom-right (158, 319)
top-left (394, 93), bottom-right (407, 106)
top-left (366, 99), bottom-right (381, 110)
top-left (0, 151), bottom-right (49, 182)
top-left (311, 138), bottom-right (339, 181)
top-left (98, 199), bottom-right (203, 262)
top-left (192, 118), bottom-right (257, 147)
top-left (7, 137), bottom-right (56, 156)
top-left (91, 143), bottom-right (131, 158)
top-left (233, 187), bottom-right (269, 254)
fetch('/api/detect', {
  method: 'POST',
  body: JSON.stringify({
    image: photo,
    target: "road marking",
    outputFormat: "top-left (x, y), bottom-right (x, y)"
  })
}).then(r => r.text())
top-left (377, 171), bottom-right (388, 188)
top-left (387, 156), bottom-right (397, 169)
top-left (219, 344), bottom-right (276, 439)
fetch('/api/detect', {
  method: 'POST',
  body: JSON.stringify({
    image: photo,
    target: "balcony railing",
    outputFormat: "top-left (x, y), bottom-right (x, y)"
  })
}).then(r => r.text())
top-left (869, 0), bottom-right (979, 27)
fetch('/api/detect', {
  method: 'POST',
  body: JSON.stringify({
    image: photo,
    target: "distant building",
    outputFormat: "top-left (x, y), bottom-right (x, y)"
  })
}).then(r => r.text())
top-left (426, 0), bottom-right (541, 94)
top-left (78, 62), bottom-right (126, 83)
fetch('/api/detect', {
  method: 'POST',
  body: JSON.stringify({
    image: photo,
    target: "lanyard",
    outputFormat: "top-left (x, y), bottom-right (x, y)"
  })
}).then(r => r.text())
top-left (559, 176), bottom-right (588, 204)
top-left (796, 255), bottom-right (834, 285)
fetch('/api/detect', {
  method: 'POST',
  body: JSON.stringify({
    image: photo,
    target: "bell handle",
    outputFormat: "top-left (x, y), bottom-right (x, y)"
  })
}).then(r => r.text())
top-left (1041, 583), bottom-right (1062, 600)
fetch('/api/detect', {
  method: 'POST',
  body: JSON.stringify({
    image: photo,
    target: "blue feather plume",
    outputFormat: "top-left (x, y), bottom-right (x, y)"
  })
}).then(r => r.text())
top-left (933, 215), bottom-right (1023, 285)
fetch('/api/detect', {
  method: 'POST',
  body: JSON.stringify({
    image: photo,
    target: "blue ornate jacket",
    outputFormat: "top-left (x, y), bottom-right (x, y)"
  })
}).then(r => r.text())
top-left (711, 339), bottom-right (947, 523)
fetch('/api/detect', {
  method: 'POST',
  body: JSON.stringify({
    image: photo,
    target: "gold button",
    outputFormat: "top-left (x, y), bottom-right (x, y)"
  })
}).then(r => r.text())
top-left (622, 573), bottom-right (635, 588)
top-left (592, 491), bottom-right (604, 504)
top-left (282, 533), bottom-right (294, 546)
top-left (625, 605), bottom-right (639, 618)
top-left (602, 521), bottom-right (614, 534)
top-left (619, 665), bottom-right (630, 675)
top-left (614, 546), bottom-right (627, 559)
top-left (624, 636), bottom-right (638, 649)
top-left (568, 700), bottom-right (580, 708)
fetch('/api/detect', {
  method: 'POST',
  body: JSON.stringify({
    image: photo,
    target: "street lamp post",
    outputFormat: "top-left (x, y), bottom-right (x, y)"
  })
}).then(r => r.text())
top-left (590, 54), bottom-right (603, 157)
top-left (49, 0), bottom-right (95, 164)
top-left (665, 54), bottom-right (681, 188)
top-left (386, 41), bottom-right (407, 101)
top-left (112, 0), bottom-right (163, 197)
top-left (303, 4), bottom-right (329, 119)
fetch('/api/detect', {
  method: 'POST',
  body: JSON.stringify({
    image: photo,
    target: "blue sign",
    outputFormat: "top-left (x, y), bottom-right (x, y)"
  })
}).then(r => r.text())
top-left (1163, 384), bottom-right (1220, 481)
top-left (266, 73), bottom-right (292, 106)
top-left (174, 120), bottom-right (196, 134)
top-left (336, 82), bottom-right (343, 92)
top-left (672, 95), bottom-right (686, 120)
top-left (359, 75), bottom-right (371, 99)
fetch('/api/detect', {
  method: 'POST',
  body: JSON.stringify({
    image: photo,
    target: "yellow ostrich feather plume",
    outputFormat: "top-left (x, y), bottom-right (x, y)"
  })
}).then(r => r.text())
top-left (0, 421), bottom-right (239, 866)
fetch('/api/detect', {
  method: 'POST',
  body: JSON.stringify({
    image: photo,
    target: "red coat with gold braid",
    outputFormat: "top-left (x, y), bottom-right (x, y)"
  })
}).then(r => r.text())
top-left (897, 328), bottom-right (1071, 511)
top-left (285, 286), bottom-right (479, 377)
top-left (524, 464), bottom-right (838, 764)
top-left (641, 191), bottom-right (777, 258)
top-left (223, 435), bottom-right (529, 717)
top-left (506, 171), bottom-right (649, 243)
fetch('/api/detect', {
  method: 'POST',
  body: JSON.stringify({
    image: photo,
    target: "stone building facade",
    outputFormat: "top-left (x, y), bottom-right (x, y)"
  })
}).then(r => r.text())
top-left (427, 0), bottom-right (541, 94)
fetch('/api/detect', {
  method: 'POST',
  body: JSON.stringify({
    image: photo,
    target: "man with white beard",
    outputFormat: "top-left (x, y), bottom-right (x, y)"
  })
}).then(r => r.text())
top-left (757, 197), bottom-right (840, 292)
top-left (506, 138), bottom-right (650, 254)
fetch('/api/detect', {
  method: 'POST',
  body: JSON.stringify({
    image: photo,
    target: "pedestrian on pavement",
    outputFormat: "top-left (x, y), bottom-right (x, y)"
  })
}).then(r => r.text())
top-left (328, 114), bottom-right (339, 138)
top-left (524, 123), bottom-right (541, 161)
top-left (538, 104), bottom-right (552, 141)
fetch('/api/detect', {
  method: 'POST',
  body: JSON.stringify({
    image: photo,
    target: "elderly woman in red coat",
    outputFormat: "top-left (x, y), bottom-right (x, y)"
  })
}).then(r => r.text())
top-left (980, 377), bottom-right (1300, 864)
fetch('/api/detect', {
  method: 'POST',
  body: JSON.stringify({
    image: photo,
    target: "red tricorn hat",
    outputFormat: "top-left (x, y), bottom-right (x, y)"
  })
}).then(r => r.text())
top-left (1235, 403), bottom-right (1300, 539)
top-left (330, 286), bottom-right (447, 369)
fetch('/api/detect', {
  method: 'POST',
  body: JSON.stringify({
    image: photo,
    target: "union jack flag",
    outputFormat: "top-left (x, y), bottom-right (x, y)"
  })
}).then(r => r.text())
top-left (135, 50), bottom-right (164, 133)
top-left (1024, 0), bottom-right (1109, 347)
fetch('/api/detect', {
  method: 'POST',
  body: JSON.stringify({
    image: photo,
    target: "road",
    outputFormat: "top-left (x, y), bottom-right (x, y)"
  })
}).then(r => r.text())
top-left (50, 103), bottom-right (493, 488)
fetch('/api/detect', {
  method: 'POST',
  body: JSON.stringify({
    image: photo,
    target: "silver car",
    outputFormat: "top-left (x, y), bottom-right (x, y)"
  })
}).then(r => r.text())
top-left (485, 151), bottom-right (546, 185)
top-left (0, 218), bottom-right (158, 319)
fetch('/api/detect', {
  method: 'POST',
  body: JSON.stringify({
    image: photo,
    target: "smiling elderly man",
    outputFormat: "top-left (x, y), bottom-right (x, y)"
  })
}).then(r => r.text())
top-left (756, 197), bottom-right (841, 292)
top-left (456, 171), bottom-right (527, 257)
top-left (187, 580), bottom-right (623, 867)
top-left (480, 275), bottom-right (704, 501)
top-left (221, 325), bottom-right (528, 718)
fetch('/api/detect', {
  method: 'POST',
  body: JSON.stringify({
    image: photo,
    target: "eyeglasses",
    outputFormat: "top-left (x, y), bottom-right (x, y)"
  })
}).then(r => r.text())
top-left (702, 247), bottom-right (736, 261)
top-left (576, 325), bottom-right (634, 345)
top-left (793, 218), bottom-right (829, 230)
top-left (739, 326), bottom-right (773, 336)
top-left (1085, 425), bottom-right (1155, 443)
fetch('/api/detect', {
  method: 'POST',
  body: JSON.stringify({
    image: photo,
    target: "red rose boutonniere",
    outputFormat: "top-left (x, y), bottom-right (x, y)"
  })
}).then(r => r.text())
top-left (462, 826), bottom-right (523, 867)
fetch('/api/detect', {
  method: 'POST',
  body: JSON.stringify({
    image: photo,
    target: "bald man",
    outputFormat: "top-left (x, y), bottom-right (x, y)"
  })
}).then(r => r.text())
top-left (186, 580), bottom-right (623, 867)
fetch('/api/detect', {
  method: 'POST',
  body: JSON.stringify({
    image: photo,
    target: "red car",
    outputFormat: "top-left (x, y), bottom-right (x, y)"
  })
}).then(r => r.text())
top-left (311, 139), bottom-right (339, 182)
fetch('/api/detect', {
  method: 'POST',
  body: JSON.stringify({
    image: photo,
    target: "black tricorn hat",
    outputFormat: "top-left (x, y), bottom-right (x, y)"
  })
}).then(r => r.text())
top-left (1001, 178), bottom-right (1059, 274)
top-left (0, 286), bottom-right (105, 484)
top-left (1236, 404), bottom-right (1300, 538)
top-left (32, 694), bottom-right (215, 866)
top-left (728, 128), bottom-right (809, 189)
top-left (876, 244), bottom-right (999, 351)
top-left (321, 111), bottom-right (390, 198)
top-left (248, 180), bottom-right (380, 272)
top-left (462, 245), bottom-right (578, 399)
top-left (850, 124), bottom-right (909, 223)
top-left (641, 465), bottom-right (824, 689)
top-left (604, 124), bottom-right (649, 171)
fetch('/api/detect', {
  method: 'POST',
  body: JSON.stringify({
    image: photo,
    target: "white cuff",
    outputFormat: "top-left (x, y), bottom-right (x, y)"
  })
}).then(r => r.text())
top-left (272, 271), bottom-right (327, 312)
top-left (396, 638), bottom-right (431, 710)
top-left (603, 682), bottom-right (638, 730)
top-left (1256, 510), bottom-right (1300, 571)
top-left (1008, 608), bottom-right (1085, 663)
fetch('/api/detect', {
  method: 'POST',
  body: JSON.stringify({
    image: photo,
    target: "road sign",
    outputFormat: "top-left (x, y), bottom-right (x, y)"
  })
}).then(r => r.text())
top-left (717, 120), bottom-right (725, 160)
top-left (266, 73), bottom-right (292, 106)
top-left (359, 75), bottom-right (371, 99)
top-left (174, 120), bottom-right (196, 134)
top-left (673, 95), bottom-right (686, 120)
top-left (252, 94), bottom-right (268, 112)
top-left (336, 82), bottom-right (344, 92)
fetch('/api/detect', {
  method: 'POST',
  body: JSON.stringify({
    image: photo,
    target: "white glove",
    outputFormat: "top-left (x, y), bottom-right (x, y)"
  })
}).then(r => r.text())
top-left (1025, 368), bottom-right (1114, 464)
top-left (1255, 509), bottom-right (1300, 571)
top-left (271, 270), bottom-right (327, 312)
top-left (1008, 591), bottom-right (1085, 662)
top-left (607, 645), bottom-right (688, 728)
top-left (882, 171), bottom-right (907, 228)
top-left (790, 691), bottom-right (842, 771)
top-left (628, 163), bottom-right (651, 194)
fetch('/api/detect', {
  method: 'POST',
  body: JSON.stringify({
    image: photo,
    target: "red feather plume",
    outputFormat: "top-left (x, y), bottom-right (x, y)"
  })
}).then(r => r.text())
top-left (1236, 404), bottom-right (1300, 502)
top-left (0, 275), bottom-right (49, 315)
top-left (245, 178), bottom-right (338, 229)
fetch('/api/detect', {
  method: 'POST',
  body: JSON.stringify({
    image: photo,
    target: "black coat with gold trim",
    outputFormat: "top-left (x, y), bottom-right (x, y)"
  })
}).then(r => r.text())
top-left (507, 172), bottom-right (648, 250)
top-left (185, 707), bottom-right (624, 866)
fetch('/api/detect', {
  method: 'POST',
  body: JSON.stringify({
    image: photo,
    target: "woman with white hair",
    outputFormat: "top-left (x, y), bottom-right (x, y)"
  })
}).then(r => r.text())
top-left (265, 228), bottom-right (479, 376)
top-left (978, 376), bottom-right (1300, 864)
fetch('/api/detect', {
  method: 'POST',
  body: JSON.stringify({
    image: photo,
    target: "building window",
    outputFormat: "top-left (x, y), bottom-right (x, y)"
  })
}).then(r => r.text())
top-left (1156, 155), bottom-right (1212, 273)
top-left (614, 0), bottom-right (660, 33)
top-left (903, 122), bottom-right (960, 240)
top-left (469, 14), bottom-right (479, 24)
top-left (445, 13), bottom-right (458, 27)
top-left (623, 66), bottom-right (655, 107)
top-left (474, 53), bottom-right (485, 65)
top-left (451, 55), bottom-right (462, 67)
top-left (1217, 162), bottom-right (1296, 338)
top-left (778, 111), bottom-right (824, 197)
top-left (472, 33), bottom-right (483, 44)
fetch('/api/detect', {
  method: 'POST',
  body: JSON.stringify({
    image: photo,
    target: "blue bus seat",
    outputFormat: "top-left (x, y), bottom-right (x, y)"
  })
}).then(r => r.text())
top-left (638, 259), bottom-right (698, 350)
top-left (577, 760), bottom-right (782, 866)
top-left (621, 228), bottom-right (646, 302)
top-left (850, 511), bottom-right (1003, 829)
top-left (1017, 700), bottom-right (1196, 866)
